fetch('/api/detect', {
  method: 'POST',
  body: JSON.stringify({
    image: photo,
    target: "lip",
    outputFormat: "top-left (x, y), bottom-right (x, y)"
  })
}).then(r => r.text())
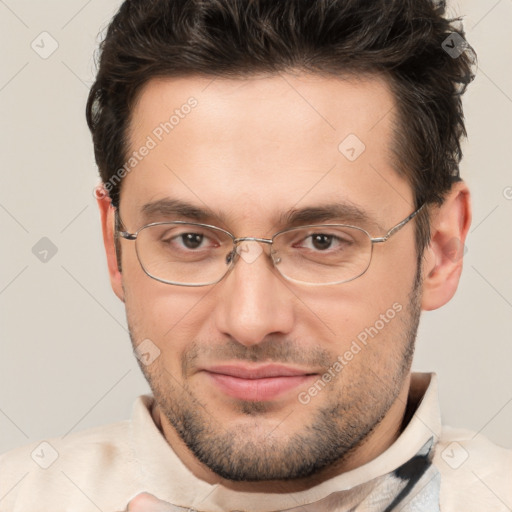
top-left (201, 364), bottom-right (317, 401)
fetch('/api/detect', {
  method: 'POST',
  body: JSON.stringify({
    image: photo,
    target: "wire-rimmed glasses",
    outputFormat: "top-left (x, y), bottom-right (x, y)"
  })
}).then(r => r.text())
top-left (116, 205), bottom-right (424, 286)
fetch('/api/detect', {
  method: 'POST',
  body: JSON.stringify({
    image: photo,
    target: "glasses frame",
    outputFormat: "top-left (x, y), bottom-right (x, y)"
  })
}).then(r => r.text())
top-left (116, 204), bottom-right (425, 287)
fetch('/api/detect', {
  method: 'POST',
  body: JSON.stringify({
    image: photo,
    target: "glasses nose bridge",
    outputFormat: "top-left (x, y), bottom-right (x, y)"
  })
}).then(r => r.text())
top-left (233, 236), bottom-right (273, 246)
top-left (228, 236), bottom-right (278, 268)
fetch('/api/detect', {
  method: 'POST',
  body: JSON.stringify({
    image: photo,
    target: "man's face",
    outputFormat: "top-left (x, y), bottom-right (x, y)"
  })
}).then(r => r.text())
top-left (116, 74), bottom-right (422, 482)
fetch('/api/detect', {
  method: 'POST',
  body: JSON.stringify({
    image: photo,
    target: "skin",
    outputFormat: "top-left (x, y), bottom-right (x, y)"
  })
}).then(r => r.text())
top-left (96, 73), bottom-right (471, 506)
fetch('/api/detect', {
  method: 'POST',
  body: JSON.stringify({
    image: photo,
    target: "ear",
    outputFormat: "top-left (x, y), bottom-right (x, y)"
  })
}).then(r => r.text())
top-left (421, 181), bottom-right (472, 311)
top-left (96, 185), bottom-right (125, 303)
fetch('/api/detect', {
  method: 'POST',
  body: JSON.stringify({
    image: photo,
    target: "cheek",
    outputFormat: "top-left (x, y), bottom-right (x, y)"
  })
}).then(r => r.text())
top-left (299, 274), bottom-right (412, 344)
top-left (123, 271), bottom-right (211, 365)
top-left (121, 244), bottom-right (172, 332)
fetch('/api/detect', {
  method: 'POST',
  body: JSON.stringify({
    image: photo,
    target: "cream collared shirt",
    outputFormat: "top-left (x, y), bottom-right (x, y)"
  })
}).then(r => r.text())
top-left (1, 373), bottom-right (510, 511)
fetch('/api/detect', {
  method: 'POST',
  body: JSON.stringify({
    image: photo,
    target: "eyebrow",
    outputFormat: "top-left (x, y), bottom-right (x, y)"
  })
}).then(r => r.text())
top-left (140, 198), bottom-right (383, 232)
top-left (141, 198), bottom-right (219, 223)
top-left (280, 204), bottom-right (381, 230)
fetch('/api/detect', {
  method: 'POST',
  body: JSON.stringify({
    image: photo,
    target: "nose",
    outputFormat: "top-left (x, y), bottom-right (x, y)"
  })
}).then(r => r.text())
top-left (213, 240), bottom-right (295, 347)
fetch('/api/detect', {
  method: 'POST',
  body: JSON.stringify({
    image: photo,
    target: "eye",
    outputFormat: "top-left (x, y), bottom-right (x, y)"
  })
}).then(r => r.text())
top-left (296, 230), bottom-right (353, 252)
top-left (161, 229), bottom-right (219, 251)
top-left (179, 232), bottom-right (205, 250)
top-left (309, 233), bottom-right (335, 251)
top-left (139, 223), bottom-right (232, 267)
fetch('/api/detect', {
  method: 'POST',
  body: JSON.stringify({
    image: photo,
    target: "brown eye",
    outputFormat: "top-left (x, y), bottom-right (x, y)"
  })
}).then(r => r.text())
top-left (310, 234), bottom-right (334, 251)
top-left (181, 233), bottom-right (204, 249)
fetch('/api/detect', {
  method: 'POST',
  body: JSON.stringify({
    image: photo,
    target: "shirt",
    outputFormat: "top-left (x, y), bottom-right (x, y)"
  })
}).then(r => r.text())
top-left (0, 373), bottom-right (511, 511)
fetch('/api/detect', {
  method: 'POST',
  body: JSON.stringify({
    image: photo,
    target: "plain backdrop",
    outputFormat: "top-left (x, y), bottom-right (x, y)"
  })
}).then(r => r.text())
top-left (1, 0), bottom-right (511, 454)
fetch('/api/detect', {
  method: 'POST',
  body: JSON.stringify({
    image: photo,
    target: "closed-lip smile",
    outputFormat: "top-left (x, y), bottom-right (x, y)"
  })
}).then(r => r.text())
top-left (201, 364), bottom-right (317, 401)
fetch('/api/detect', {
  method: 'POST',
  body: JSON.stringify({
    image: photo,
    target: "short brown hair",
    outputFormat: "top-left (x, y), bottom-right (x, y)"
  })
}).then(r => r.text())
top-left (86, 0), bottom-right (476, 255)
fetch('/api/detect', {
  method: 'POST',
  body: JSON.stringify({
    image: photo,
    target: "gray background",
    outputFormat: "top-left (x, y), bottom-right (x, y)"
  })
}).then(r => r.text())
top-left (1, 0), bottom-right (511, 454)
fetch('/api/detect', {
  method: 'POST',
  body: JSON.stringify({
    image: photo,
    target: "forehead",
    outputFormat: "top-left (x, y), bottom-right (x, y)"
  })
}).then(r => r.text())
top-left (121, 73), bottom-right (411, 229)
top-left (129, 72), bottom-right (395, 150)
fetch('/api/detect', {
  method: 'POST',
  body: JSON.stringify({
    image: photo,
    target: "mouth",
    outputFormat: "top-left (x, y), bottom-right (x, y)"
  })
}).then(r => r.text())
top-left (201, 364), bottom-right (318, 401)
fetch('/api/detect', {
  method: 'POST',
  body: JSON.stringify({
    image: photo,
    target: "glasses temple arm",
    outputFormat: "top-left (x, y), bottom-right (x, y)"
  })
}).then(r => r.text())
top-left (371, 203), bottom-right (426, 243)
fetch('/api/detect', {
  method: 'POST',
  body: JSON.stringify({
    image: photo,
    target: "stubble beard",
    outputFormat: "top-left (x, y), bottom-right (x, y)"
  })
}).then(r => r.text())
top-left (127, 276), bottom-right (422, 482)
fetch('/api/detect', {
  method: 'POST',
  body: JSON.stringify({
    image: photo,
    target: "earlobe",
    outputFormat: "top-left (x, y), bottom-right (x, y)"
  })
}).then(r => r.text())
top-left (421, 182), bottom-right (472, 311)
top-left (96, 186), bottom-right (125, 303)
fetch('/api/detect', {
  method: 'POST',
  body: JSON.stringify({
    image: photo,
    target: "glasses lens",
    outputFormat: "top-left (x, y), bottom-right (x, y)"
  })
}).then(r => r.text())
top-left (135, 223), bottom-right (234, 285)
top-left (273, 225), bottom-right (372, 285)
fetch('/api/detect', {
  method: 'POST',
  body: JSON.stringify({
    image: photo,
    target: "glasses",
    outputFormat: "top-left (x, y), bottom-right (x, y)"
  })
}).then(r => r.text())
top-left (116, 205), bottom-right (425, 287)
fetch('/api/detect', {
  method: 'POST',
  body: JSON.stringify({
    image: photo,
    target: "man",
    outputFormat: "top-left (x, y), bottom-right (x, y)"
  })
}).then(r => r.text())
top-left (1, 0), bottom-right (510, 510)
